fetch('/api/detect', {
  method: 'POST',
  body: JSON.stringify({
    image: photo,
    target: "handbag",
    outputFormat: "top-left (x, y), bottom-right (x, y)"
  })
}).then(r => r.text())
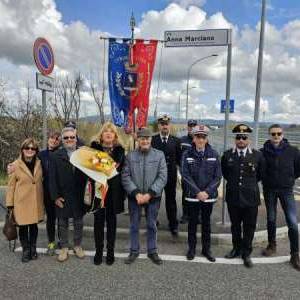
top-left (3, 209), bottom-right (17, 241)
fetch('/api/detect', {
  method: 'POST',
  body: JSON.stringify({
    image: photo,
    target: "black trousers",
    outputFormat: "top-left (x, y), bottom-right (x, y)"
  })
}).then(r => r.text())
top-left (164, 176), bottom-right (178, 230)
top-left (227, 204), bottom-right (258, 258)
top-left (44, 198), bottom-right (56, 243)
top-left (188, 202), bottom-right (213, 251)
top-left (94, 199), bottom-right (117, 252)
top-left (181, 180), bottom-right (188, 216)
top-left (19, 224), bottom-right (38, 246)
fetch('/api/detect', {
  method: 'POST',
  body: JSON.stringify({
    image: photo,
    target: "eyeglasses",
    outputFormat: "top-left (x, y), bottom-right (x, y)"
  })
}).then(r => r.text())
top-left (235, 135), bottom-right (248, 140)
top-left (63, 136), bottom-right (76, 140)
top-left (23, 147), bottom-right (37, 151)
top-left (271, 132), bottom-right (282, 137)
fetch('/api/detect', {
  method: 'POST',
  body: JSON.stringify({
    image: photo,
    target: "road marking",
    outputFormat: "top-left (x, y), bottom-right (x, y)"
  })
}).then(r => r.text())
top-left (14, 247), bottom-right (290, 265)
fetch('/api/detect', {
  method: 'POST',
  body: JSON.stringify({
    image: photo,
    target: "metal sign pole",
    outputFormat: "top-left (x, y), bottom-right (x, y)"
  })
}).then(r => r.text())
top-left (222, 30), bottom-right (232, 225)
top-left (42, 89), bottom-right (47, 149)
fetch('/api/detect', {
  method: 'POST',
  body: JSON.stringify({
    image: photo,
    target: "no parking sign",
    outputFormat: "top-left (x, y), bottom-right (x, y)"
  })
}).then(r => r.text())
top-left (33, 37), bottom-right (54, 75)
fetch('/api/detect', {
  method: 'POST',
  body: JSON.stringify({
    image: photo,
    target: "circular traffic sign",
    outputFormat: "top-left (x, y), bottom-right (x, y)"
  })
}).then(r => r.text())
top-left (33, 37), bottom-right (54, 75)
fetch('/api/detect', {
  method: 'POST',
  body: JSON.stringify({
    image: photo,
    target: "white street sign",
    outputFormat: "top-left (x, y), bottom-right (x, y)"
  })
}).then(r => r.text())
top-left (36, 73), bottom-right (54, 92)
top-left (164, 29), bottom-right (231, 47)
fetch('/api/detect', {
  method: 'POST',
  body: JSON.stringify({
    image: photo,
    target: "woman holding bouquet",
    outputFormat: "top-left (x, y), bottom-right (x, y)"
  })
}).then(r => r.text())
top-left (90, 122), bottom-right (125, 265)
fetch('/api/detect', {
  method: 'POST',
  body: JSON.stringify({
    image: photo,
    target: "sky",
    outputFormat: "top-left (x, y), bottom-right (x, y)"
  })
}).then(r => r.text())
top-left (1, 0), bottom-right (300, 123)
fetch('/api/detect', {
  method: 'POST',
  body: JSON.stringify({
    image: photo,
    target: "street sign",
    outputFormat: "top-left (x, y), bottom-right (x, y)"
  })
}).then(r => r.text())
top-left (220, 99), bottom-right (234, 113)
top-left (36, 73), bottom-right (54, 92)
top-left (164, 29), bottom-right (231, 47)
top-left (33, 37), bottom-right (54, 75)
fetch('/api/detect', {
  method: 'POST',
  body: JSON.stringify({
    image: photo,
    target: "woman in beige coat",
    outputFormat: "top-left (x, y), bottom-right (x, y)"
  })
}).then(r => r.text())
top-left (6, 138), bottom-right (44, 263)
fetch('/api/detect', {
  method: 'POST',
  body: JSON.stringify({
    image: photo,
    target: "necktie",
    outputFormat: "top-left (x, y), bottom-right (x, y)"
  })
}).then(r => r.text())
top-left (162, 137), bottom-right (167, 144)
top-left (239, 151), bottom-right (244, 159)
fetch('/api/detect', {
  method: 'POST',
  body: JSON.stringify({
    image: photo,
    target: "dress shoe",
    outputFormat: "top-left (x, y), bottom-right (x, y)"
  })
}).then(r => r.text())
top-left (124, 253), bottom-right (139, 265)
top-left (186, 249), bottom-right (195, 260)
top-left (225, 248), bottom-right (241, 259)
top-left (22, 247), bottom-right (31, 263)
top-left (290, 253), bottom-right (300, 271)
top-left (243, 256), bottom-right (253, 268)
top-left (148, 253), bottom-right (163, 265)
top-left (202, 250), bottom-right (216, 262)
top-left (262, 242), bottom-right (276, 257)
top-left (30, 244), bottom-right (38, 260)
top-left (94, 251), bottom-right (103, 265)
top-left (106, 249), bottom-right (115, 266)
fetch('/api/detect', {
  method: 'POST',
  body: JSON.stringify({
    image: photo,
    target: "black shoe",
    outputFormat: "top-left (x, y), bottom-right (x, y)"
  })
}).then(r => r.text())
top-left (148, 253), bottom-right (163, 265)
top-left (225, 248), bottom-right (241, 259)
top-left (186, 248), bottom-right (195, 260)
top-left (125, 253), bottom-right (139, 265)
top-left (94, 252), bottom-right (103, 265)
top-left (290, 253), bottom-right (300, 271)
top-left (180, 215), bottom-right (189, 224)
top-left (202, 250), bottom-right (216, 262)
top-left (22, 247), bottom-right (31, 263)
top-left (106, 249), bottom-right (115, 266)
top-left (243, 256), bottom-right (253, 268)
top-left (30, 245), bottom-right (38, 260)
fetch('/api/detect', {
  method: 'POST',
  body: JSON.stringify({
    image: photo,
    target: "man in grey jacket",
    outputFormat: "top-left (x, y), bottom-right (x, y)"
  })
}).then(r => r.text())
top-left (122, 127), bottom-right (167, 265)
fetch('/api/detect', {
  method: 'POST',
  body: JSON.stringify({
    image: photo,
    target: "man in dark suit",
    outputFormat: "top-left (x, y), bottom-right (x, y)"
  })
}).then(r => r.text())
top-left (151, 115), bottom-right (181, 236)
top-left (221, 124), bottom-right (265, 268)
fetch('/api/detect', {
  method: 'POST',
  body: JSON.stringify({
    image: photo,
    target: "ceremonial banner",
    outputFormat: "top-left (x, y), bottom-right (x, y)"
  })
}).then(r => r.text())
top-left (108, 39), bottom-right (158, 132)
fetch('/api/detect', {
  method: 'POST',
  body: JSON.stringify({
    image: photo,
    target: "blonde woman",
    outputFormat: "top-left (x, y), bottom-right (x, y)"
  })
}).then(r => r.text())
top-left (90, 122), bottom-right (126, 265)
top-left (6, 138), bottom-right (44, 263)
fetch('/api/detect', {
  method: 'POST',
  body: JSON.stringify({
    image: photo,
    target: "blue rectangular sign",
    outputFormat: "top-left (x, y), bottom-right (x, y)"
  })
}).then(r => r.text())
top-left (220, 99), bottom-right (234, 113)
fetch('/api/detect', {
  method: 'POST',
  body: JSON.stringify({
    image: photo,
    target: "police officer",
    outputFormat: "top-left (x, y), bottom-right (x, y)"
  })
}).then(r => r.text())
top-left (221, 124), bottom-right (265, 268)
top-left (180, 119), bottom-right (197, 224)
top-left (182, 125), bottom-right (222, 262)
top-left (152, 115), bottom-right (181, 236)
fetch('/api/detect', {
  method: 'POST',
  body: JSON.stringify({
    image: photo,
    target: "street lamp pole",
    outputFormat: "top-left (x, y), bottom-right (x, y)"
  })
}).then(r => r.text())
top-left (178, 86), bottom-right (198, 119)
top-left (186, 54), bottom-right (218, 120)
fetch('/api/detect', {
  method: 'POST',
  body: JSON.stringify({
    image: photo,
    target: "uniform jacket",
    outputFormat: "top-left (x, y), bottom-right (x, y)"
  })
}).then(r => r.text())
top-left (261, 139), bottom-right (300, 190)
top-left (6, 158), bottom-right (44, 225)
top-left (49, 147), bottom-right (87, 218)
top-left (180, 134), bottom-right (193, 154)
top-left (90, 142), bottom-right (126, 214)
top-left (221, 148), bottom-right (265, 208)
top-left (151, 134), bottom-right (181, 181)
top-left (121, 147), bottom-right (167, 199)
top-left (181, 144), bottom-right (222, 199)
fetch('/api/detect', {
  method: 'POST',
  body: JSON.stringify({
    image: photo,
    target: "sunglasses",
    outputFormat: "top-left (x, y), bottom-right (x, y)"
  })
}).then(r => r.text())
top-left (235, 135), bottom-right (248, 140)
top-left (271, 132), bottom-right (282, 137)
top-left (23, 147), bottom-right (37, 151)
top-left (63, 136), bottom-right (76, 140)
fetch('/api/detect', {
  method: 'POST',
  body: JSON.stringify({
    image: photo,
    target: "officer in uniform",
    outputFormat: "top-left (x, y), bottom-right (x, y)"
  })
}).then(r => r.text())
top-left (221, 124), bottom-right (265, 268)
top-left (180, 119), bottom-right (197, 224)
top-left (152, 115), bottom-right (181, 236)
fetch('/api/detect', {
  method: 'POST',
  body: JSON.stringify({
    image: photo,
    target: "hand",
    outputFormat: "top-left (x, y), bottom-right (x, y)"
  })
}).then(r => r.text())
top-left (6, 206), bottom-right (14, 211)
top-left (136, 193), bottom-right (144, 205)
top-left (141, 193), bottom-right (151, 204)
top-left (7, 163), bottom-right (16, 175)
top-left (196, 192), bottom-right (209, 202)
top-left (55, 197), bottom-right (65, 208)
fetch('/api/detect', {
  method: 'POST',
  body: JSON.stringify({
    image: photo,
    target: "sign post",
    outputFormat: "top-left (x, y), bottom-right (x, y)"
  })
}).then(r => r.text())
top-left (33, 37), bottom-right (55, 149)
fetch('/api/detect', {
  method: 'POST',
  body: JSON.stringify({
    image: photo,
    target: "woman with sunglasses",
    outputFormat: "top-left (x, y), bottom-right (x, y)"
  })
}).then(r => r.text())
top-left (6, 138), bottom-right (44, 263)
top-left (90, 122), bottom-right (125, 266)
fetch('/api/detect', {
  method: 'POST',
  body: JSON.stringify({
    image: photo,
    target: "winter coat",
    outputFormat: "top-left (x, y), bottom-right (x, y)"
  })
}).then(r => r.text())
top-left (261, 139), bottom-right (300, 190)
top-left (122, 147), bottom-right (167, 199)
top-left (181, 144), bottom-right (222, 199)
top-left (6, 158), bottom-right (44, 225)
top-left (90, 142), bottom-right (126, 214)
top-left (49, 147), bottom-right (87, 218)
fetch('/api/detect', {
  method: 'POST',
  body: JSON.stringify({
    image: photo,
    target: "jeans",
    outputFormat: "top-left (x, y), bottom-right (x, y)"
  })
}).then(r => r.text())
top-left (128, 197), bottom-right (160, 254)
top-left (58, 217), bottom-right (83, 248)
top-left (264, 189), bottom-right (299, 253)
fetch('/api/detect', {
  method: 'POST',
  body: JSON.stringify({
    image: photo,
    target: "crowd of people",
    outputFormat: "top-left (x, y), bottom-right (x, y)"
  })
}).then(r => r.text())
top-left (5, 116), bottom-right (300, 271)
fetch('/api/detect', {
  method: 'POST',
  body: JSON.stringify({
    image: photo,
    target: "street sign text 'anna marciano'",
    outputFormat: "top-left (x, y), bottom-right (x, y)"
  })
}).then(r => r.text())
top-left (164, 29), bottom-right (231, 47)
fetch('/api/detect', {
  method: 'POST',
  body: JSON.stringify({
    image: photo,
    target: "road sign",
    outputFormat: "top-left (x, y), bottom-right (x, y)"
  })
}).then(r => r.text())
top-left (33, 37), bottom-right (54, 75)
top-left (36, 73), bottom-right (54, 92)
top-left (164, 29), bottom-right (231, 47)
top-left (220, 99), bottom-right (234, 113)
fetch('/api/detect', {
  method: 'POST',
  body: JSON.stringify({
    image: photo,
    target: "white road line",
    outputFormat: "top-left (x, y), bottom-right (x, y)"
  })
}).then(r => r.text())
top-left (14, 247), bottom-right (290, 265)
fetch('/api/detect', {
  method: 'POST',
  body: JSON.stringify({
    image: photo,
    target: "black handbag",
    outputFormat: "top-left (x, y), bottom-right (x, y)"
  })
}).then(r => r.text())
top-left (3, 209), bottom-right (17, 241)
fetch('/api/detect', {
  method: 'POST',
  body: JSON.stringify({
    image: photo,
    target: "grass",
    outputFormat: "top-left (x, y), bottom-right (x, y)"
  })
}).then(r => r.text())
top-left (0, 172), bottom-right (8, 186)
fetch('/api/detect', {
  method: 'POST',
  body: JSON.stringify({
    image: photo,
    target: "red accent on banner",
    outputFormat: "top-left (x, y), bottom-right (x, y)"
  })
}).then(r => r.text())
top-left (126, 40), bottom-right (158, 132)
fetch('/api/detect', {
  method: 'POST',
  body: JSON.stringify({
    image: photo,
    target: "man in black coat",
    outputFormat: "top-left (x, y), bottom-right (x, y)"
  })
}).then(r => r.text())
top-left (50, 127), bottom-right (87, 262)
top-left (151, 115), bottom-right (181, 236)
top-left (261, 124), bottom-right (300, 271)
top-left (221, 124), bottom-right (265, 268)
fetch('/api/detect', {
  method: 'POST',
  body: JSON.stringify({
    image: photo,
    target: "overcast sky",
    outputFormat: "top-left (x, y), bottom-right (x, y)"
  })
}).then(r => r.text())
top-left (1, 0), bottom-right (300, 123)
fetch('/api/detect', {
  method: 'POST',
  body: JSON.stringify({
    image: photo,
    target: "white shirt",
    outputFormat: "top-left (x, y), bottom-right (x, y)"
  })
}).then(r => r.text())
top-left (160, 134), bottom-right (169, 143)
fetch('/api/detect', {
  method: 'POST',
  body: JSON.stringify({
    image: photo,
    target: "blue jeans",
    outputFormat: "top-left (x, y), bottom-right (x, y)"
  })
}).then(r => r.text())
top-left (264, 189), bottom-right (299, 253)
top-left (128, 197), bottom-right (160, 254)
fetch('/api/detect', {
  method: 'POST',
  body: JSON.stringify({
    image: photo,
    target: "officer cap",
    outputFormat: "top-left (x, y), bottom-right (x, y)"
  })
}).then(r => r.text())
top-left (64, 120), bottom-right (76, 129)
top-left (191, 124), bottom-right (210, 136)
top-left (187, 119), bottom-right (197, 127)
top-left (232, 123), bottom-right (252, 134)
top-left (157, 114), bottom-right (171, 124)
top-left (136, 127), bottom-right (153, 138)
